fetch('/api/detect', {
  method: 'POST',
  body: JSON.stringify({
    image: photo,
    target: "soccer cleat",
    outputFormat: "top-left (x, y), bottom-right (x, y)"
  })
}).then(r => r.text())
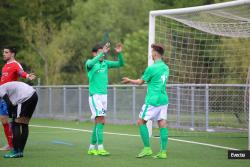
top-left (4, 150), bottom-right (23, 158)
top-left (0, 145), bottom-right (13, 151)
top-left (152, 151), bottom-right (167, 159)
top-left (88, 149), bottom-right (98, 155)
top-left (97, 149), bottom-right (110, 156)
top-left (136, 147), bottom-right (153, 158)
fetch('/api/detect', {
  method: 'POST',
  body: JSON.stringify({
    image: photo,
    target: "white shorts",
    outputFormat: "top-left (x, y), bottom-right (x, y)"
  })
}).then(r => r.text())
top-left (89, 94), bottom-right (107, 119)
top-left (139, 104), bottom-right (168, 121)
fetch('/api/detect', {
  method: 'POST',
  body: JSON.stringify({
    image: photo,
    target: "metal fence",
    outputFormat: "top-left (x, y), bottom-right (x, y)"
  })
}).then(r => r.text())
top-left (34, 84), bottom-right (249, 132)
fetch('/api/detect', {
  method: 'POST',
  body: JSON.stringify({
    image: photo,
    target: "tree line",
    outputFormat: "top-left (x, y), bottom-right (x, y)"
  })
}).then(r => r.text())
top-left (0, 0), bottom-right (229, 85)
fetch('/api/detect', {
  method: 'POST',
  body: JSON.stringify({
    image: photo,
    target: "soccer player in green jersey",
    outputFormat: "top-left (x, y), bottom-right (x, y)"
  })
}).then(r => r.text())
top-left (122, 43), bottom-right (169, 159)
top-left (86, 43), bottom-right (124, 156)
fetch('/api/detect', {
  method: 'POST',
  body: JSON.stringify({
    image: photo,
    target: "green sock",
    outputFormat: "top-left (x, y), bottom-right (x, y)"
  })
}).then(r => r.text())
top-left (160, 128), bottom-right (168, 151)
top-left (91, 125), bottom-right (97, 145)
top-left (139, 124), bottom-right (150, 147)
top-left (96, 123), bottom-right (104, 145)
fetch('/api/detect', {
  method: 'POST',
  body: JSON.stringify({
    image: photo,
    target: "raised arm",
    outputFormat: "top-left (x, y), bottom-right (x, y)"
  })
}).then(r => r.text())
top-left (85, 43), bottom-right (111, 70)
top-left (106, 52), bottom-right (124, 68)
top-left (85, 52), bottom-right (105, 70)
top-left (106, 43), bottom-right (124, 68)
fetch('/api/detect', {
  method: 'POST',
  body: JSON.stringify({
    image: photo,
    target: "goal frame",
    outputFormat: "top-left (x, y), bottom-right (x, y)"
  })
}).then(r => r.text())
top-left (147, 0), bottom-right (250, 150)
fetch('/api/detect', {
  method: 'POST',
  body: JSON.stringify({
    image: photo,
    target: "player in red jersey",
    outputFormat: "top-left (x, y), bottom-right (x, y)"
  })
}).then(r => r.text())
top-left (0, 47), bottom-right (35, 151)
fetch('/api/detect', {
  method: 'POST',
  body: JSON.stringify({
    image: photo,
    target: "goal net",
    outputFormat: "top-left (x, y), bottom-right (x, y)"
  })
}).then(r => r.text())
top-left (148, 0), bottom-right (250, 150)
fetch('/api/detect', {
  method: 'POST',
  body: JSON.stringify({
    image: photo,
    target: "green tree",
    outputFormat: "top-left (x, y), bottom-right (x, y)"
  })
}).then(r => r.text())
top-left (20, 18), bottom-right (75, 85)
top-left (221, 38), bottom-right (250, 84)
top-left (58, 0), bottom-right (156, 84)
top-left (121, 30), bottom-right (148, 79)
top-left (1, 0), bottom-right (236, 85)
top-left (155, 0), bottom-right (230, 9)
top-left (17, 0), bottom-right (73, 84)
top-left (0, 0), bottom-right (26, 48)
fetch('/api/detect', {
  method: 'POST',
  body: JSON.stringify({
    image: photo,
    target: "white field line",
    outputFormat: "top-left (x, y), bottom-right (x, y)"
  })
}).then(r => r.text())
top-left (30, 124), bottom-right (239, 151)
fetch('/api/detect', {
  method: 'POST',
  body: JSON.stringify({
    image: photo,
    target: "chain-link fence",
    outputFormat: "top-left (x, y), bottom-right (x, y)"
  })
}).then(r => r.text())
top-left (34, 84), bottom-right (249, 132)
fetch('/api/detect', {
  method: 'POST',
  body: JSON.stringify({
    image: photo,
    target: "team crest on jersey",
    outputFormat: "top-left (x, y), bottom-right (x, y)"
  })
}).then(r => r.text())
top-left (2, 72), bottom-right (8, 76)
top-left (97, 68), bottom-right (105, 73)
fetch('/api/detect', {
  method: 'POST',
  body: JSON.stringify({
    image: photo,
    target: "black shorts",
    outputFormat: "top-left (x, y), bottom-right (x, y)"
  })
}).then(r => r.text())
top-left (11, 92), bottom-right (38, 119)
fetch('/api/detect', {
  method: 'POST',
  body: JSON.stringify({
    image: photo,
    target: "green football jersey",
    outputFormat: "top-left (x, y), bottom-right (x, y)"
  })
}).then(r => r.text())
top-left (142, 59), bottom-right (169, 106)
top-left (85, 52), bottom-right (124, 96)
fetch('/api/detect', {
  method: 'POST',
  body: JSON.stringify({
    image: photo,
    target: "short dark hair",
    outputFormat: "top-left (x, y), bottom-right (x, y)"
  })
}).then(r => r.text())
top-left (4, 46), bottom-right (17, 54)
top-left (151, 43), bottom-right (164, 56)
top-left (92, 43), bottom-right (103, 53)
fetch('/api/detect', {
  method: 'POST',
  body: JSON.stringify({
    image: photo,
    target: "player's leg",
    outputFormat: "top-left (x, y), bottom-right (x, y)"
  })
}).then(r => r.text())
top-left (95, 94), bottom-right (109, 156)
top-left (153, 105), bottom-right (168, 159)
top-left (4, 92), bottom-right (38, 158)
top-left (13, 117), bottom-right (31, 157)
top-left (0, 100), bottom-right (13, 151)
top-left (136, 104), bottom-right (155, 158)
top-left (3, 104), bottom-right (21, 158)
top-left (95, 116), bottom-right (109, 155)
top-left (88, 95), bottom-right (98, 155)
top-left (18, 93), bottom-right (38, 154)
top-left (0, 116), bottom-right (13, 151)
top-left (88, 124), bottom-right (97, 154)
top-left (88, 94), bottom-right (109, 155)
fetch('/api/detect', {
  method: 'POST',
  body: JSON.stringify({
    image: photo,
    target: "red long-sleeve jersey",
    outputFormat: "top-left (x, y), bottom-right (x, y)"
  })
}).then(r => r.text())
top-left (0, 61), bottom-right (28, 85)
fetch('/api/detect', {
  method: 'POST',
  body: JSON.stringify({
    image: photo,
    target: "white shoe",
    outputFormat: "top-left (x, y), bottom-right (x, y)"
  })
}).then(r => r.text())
top-left (0, 145), bottom-right (13, 151)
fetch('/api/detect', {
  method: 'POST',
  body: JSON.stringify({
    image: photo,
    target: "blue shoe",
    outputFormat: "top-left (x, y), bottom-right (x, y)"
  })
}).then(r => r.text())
top-left (4, 150), bottom-right (23, 158)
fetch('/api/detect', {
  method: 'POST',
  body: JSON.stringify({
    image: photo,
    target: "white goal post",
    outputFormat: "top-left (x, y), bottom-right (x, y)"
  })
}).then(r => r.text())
top-left (148, 0), bottom-right (250, 63)
top-left (147, 0), bottom-right (250, 150)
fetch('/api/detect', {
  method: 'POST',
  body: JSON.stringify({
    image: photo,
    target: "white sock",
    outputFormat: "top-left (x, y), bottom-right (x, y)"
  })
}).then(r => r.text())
top-left (98, 144), bottom-right (104, 150)
top-left (89, 144), bottom-right (96, 150)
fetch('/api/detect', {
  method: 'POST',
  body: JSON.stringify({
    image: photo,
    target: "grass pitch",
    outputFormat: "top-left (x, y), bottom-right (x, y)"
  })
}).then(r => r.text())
top-left (0, 119), bottom-right (248, 167)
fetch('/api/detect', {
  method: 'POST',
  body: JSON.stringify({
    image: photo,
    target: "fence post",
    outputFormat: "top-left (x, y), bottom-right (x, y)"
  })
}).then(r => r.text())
top-left (78, 86), bottom-right (82, 119)
top-left (113, 87), bottom-right (117, 123)
top-left (35, 87), bottom-right (40, 118)
top-left (132, 86), bottom-right (136, 123)
top-left (49, 87), bottom-right (52, 117)
top-left (191, 86), bottom-right (195, 130)
top-left (63, 87), bottom-right (66, 117)
top-left (205, 84), bottom-right (209, 131)
top-left (248, 84), bottom-right (250, 150)
top-left (177, 86), bottom-right (181, 128)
